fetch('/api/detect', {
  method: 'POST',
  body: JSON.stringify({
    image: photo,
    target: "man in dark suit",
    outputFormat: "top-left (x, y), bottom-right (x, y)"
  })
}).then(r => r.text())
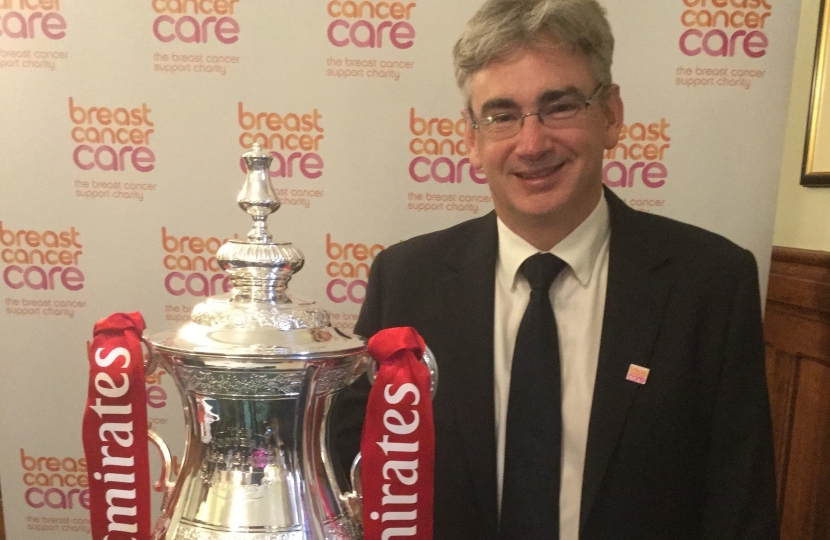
top-left (333, 0), bottom-right (778, 538)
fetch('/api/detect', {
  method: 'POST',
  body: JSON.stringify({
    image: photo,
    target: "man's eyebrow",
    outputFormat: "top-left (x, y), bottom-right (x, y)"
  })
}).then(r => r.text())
top-left (538, 86), bottom-right (583, 103)
top-left (479, 98), bottom-right (520, 116)
top-left (477, 86), bottom-right (587, 116)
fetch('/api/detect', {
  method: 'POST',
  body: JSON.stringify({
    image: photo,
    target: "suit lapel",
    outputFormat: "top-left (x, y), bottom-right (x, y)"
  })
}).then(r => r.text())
top-left (434, 212), bottom-right (500, 533)
top-left (579, 190), bottom-right (675, 532)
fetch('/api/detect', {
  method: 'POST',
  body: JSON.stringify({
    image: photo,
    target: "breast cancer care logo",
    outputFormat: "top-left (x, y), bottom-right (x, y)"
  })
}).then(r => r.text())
top-left (603, 118), bottom-right (671, 212)
top-left (1, 221), bottom-right (84, 293)
top-left (327, 1), bottom-right (416, 49)
top-left (408, 108), bottom-right (483, 185)
top-left (20, 448), bottom-right (90, 514)
top-left (679, 0), bottom-right (772, 58)
top-left (406, 107), bottom-right (493, 216)
top-left (0, 0), bottom-right (66, 40)
top-left (238, 102), bottom-right (324, 178)
top-left (152, 0), bottom-right (240, 44)
top-left (162, 227), bottom-right (236, 298)
top-left (325, 233), bottom-right (384, 305)
top-left (237, 103), bottom-right (328, 211)
top-left (69, 98), bottom-right (155, 173)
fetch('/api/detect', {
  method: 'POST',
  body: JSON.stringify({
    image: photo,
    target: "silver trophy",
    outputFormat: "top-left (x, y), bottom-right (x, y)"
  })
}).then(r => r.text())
top-left (144, 145), bottom-right (437, 539)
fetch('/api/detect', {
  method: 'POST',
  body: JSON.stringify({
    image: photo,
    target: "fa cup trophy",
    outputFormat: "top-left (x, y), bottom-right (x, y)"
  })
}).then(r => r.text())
top-left (83, 144), bottom-right (437, 540)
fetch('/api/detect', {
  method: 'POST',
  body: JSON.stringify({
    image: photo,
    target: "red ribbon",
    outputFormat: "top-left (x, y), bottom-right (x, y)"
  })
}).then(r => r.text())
top-left (82, 312), bottom-right (152, 540)
top-left (361, 327), bottom-right (434, 540)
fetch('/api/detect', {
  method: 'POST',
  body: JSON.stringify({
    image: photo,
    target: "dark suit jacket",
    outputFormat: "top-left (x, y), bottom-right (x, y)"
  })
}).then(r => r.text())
top-left (333, 189), bottom-right (778, 540)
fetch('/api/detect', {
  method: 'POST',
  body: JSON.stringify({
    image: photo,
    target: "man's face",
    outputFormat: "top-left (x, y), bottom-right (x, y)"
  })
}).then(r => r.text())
top-left (464, 44), bottom-right (623, 240)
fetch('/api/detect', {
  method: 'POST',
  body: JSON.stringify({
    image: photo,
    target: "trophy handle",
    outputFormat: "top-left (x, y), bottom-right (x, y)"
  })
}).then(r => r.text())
top-left (148, 429), bottom-right (176, 510)
top-left (142, 339), bottom-right (175, 509)
top-left (343, 346), bottom-right (439, 523)
top-left (366, 345), bottom-right (438, 398)
top-left (142, 335), bottom-right (159, 377)
top-left (342, 452), bottom-right (364, 525)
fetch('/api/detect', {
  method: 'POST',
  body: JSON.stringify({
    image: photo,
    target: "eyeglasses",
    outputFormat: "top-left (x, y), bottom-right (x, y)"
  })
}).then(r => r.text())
top-left (470, 83), bottom-right (606, 141)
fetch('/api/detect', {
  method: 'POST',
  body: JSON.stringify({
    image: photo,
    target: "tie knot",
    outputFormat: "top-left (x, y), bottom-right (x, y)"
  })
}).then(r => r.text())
top-left (520, 252), bottom-right (567, 291)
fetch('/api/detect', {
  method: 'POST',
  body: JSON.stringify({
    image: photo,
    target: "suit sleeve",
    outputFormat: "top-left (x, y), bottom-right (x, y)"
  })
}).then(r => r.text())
top-left (703, 250), bottom-right (779, 539)
top-left (330, 249), bottom-right (385, 478)
top-left (354, 247), bottom-right (385, 340)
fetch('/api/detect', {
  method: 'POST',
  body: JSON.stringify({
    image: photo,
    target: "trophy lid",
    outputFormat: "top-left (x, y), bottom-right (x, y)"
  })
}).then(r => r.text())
top-left (147, 144), bottom-right (365, 360)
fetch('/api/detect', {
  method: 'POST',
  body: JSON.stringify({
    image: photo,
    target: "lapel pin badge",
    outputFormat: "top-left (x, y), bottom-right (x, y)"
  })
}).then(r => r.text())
top-left (626, 364), bottom-right (650, 385)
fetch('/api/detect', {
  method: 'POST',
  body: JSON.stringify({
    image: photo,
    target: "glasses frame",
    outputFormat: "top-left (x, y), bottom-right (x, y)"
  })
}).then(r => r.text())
top-left (470, 83), bottom-right (606, 140)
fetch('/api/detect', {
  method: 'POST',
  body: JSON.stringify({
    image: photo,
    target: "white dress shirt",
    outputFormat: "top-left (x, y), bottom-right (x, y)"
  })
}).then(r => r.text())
top-left (494, 193), bottom-right (610, 540)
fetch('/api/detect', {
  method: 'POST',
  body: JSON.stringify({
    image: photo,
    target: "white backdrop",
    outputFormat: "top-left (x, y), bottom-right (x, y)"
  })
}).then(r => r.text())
top-left (0, 0), bottom-right (799, 537)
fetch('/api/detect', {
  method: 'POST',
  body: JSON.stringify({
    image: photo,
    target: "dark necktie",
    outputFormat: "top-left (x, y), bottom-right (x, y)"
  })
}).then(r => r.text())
top-left (499, 252), bottom-right (567, 540)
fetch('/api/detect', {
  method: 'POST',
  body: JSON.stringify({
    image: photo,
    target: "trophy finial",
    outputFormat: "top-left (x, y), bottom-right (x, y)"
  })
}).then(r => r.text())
top-left (213, 146), bottom-right (305, 303)
top-left (239, 144), bottom-right (279, 244)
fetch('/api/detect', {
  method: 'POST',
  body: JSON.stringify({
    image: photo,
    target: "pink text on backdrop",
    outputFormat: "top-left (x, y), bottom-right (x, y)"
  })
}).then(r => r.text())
top-left (162, 227), bottom-right (237, 297)
top-left (20, 449), bottom-right (90, 510)
top-left (678, 0), bottom-right (772, 57)
top-left (327, 1), bottom-right (416, 49)
top-left (1, 222), bottom-right (84, 291)
top-left (679, 29), bottom-right (768, 58)
top-left (238, 103), bottom-right (325, 179)
top-left (408, 109), bottom-right (486, 184)
top-left (325, 234), bottom-right (385, 304)
top-left (152, 0), bottom-right (240, 44)
top-left (0, 0), bottom-right (66, 40)
top-left (69, 98), bottom-right (156, 173)
top-left (603, 119), bottom-right (671, 189)
top-left (146, 369), bottom-right (168, 409)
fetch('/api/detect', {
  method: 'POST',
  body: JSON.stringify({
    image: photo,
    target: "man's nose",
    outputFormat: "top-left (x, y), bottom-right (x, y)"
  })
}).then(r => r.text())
top-left (513, 114), bottom-right (550, 157)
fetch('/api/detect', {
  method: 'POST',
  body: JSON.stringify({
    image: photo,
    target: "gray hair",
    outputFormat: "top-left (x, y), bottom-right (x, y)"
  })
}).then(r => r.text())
top-left (453, 0), bottom-right (614, 102)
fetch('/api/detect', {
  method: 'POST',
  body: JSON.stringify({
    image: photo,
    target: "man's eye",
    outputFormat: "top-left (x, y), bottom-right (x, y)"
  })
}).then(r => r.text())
top-left (488, 113), bottom-right (519, 124)
top-left (543, 100), bottom-right (582, 116)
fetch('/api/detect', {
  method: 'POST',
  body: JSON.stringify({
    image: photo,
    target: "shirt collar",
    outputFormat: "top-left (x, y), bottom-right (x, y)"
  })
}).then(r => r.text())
top-left (497, 192), bottom-right (610, 288)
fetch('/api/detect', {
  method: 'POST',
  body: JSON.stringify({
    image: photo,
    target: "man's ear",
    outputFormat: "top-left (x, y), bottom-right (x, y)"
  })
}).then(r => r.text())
top-left (602, 84), bottom-right (624, 150)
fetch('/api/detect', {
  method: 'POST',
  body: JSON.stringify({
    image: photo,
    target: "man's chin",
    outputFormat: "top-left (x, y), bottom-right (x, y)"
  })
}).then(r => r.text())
top-left (505, 189), bottom-right (600, 228)
top-left (506, 205), bottom-right (567, 226)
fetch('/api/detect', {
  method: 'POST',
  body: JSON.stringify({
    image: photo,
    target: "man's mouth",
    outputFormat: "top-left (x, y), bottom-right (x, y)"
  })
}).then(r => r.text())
top-left (513, 162), bottom-right (564, 180)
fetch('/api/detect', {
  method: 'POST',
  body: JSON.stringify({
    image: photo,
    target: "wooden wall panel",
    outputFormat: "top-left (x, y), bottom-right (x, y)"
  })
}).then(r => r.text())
top-left (780, 359), bottom-right (830, 539)
top-left (766, 247), bottom-right (830, 540)
top-left (765, 345), bottom-right (798, 505)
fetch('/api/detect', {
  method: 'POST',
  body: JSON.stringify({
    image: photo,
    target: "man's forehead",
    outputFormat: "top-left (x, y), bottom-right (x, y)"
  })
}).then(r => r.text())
top-left (477, 86), bottom-right (585, 113)
top-left (466, 44), bottom-right (594, 110)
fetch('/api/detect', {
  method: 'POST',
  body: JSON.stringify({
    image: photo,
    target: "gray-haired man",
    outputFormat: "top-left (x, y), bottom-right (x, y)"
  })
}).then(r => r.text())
top-left (335, 1), bottom-right (778, 538)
